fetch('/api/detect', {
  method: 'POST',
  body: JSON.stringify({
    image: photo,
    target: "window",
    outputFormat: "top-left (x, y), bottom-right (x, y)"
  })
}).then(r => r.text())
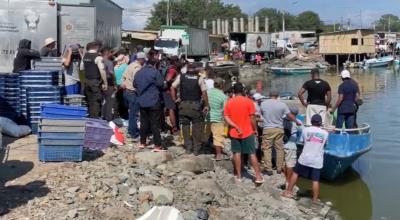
top-left (361, 38), bottom-right (364, 45)
top-left (351, 38), bottom-right (358, 45)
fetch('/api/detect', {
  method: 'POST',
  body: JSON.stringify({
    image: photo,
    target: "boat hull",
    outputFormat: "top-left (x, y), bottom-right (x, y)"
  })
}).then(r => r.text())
top-left (271, 67), bottom-right (313, 75)
top-left (363, 56), bottom-right (394, 68)
top-left (322, 147), bottom-right (371, 180)
top-left (321, 131), bottom-right (372, 180)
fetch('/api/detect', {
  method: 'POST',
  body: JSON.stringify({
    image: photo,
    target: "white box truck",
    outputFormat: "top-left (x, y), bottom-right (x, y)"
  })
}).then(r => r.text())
top-left (154, 25), bottom-right (209, 60)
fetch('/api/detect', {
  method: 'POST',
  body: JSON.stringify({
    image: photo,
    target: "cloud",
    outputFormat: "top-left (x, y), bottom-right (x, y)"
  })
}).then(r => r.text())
top-left (114, 0), bottom-right (159, 30)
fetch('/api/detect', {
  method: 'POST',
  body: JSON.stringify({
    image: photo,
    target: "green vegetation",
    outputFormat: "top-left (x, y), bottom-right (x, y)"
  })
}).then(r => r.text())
top-left (144, 1), bottom-right (389, 33)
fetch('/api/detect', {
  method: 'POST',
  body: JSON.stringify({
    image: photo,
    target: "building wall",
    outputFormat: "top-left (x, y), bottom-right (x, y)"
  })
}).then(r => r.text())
top-left (270, 31), bottom-right (317, 44)
top-left (319, 30), bottom-right (375, 54)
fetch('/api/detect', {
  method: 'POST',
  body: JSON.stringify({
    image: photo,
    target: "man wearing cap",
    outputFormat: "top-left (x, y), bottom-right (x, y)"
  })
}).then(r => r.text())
top-left (260, 90), bottom-right (301, 176)
top-left (224, 83), bottom-right (264, 183)
top-left (62, 44), bottom-right (83, 95)
top-left (40, 37), bottom-right (58, 57)
top-left (206, 77), bottom-right (227, 160)
top-left (298, 68), bottom-right (331, 126)
top-left (283, 114), bottom-right (329, 203)
top-left (121, 52), bottom-right (147, 139)
top-left (82, 42), bottom-right (108, 118)
top-left (171, 63), bottom-right (209, 155)
top-left (331, 70), bottom-right (360, 129)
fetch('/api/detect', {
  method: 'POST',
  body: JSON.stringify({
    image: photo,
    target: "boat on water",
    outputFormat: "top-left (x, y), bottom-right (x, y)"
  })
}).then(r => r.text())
top-left (271, 67), bottom-right (315, 75)
top-left (297, 123), bottom-right (372, 181)
top-left (362, 56), bottom-right (394, 69)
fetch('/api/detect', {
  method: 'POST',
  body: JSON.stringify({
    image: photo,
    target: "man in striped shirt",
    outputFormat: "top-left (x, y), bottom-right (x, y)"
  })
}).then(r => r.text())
top-left (206, 78), bottom-right (228, 160)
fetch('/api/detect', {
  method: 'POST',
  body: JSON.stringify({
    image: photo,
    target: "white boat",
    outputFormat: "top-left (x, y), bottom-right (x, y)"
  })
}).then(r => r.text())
top-left (362, 56), bottom-right (394, 69)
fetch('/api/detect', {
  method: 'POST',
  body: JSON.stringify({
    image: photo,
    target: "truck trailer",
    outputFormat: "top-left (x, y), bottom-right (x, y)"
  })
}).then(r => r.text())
top-left (0, 0), bottom-right (123, 72)
top-left (154, 25), bottom-right (209, 60)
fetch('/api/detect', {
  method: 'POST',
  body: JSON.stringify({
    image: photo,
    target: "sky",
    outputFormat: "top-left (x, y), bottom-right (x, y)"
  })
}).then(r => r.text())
top-left (113, 0), bottom-right (400, 30)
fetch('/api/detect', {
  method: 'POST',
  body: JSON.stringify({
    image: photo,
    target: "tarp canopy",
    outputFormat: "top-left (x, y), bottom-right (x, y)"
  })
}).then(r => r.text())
top-left (122, 31), bottom-right (158, 41)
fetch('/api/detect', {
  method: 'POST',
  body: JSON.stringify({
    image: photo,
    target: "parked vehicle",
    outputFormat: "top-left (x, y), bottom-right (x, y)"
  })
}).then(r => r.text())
top-left (154, 25), bottom-right (209, 59)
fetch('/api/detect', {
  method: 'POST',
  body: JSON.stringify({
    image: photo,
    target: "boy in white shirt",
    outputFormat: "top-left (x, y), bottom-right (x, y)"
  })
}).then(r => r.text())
top-left (282, 114), bottom-right (329, 203)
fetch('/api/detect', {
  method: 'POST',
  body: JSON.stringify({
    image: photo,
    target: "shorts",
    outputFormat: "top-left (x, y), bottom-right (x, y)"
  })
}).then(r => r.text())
top-left (162, 91), bottom-right (176, 110)
top-left (294, 163), bottom-right (321, 181)
top-left (284, 148), bottom-right (297, 168)
top-left (231, 135), bottom-right (256, 155)
top-left (211, 122), bottom-right (225, 147)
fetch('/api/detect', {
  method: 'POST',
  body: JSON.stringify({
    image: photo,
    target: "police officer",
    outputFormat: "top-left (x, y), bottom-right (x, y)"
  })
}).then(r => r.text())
top-left (82, 42), bottom-right (107, 118)
top-left (171, 63), bottom-right (209, 155)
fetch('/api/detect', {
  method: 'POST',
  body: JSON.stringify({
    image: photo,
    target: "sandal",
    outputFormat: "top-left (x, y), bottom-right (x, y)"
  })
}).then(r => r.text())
top-left (254, 177), bottom-right (265, 184)
top-left (281, 191), bottom-right (300, 201)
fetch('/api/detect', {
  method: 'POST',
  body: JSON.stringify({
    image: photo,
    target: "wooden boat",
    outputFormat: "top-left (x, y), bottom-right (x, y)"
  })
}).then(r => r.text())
top-left (297, 123), bottom-right (372, 181)
top-left (271, 67), bottom-right (314, 75)
top-left (362, 56), bottom-right (394, 69)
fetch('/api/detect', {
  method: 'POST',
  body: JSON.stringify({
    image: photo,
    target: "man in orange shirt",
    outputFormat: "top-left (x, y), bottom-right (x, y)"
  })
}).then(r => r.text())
top-left (224, 83), bottom-right (264, 183)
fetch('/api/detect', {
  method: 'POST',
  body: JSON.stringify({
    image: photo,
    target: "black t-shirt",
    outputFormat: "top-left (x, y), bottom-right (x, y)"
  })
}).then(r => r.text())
top-left (302, 79), bottom-right (331, 105)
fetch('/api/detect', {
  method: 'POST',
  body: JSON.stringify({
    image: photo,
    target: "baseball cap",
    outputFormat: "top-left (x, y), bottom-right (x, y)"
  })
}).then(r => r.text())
top-left (233, 82), bottom-right (244, 94)
top-left (340, 70), bottom-right (351, 79)
top-left (311, 114), bottom-right (323, 125)
top-left (136, 52), bottom-right (147, 60)
top-left (252, 93), bottom-right (266, 101)
top-left (289, 106), bottom-right (299, 115)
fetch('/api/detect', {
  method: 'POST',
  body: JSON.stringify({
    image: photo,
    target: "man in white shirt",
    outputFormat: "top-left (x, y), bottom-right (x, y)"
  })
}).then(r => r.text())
top-left (282, 114), bottom-right (329, 203)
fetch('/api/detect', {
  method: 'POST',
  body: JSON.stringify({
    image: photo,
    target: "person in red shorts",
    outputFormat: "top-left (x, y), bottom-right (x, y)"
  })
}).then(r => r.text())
top-left (224, 83), bottom-right (264, 183)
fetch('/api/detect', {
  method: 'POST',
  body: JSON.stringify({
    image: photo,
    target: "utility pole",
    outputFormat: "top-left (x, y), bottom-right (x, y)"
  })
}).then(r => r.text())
top-left (360, 10), bottom-right (362, 28)
top-left (166, 0), bottom-right (171, 25)
top-left (389, 15), bottom-right (391, 33)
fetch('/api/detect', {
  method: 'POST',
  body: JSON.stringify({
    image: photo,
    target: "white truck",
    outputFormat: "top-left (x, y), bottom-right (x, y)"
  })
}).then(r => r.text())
top-left (154, 25), bottom-right (209, 60)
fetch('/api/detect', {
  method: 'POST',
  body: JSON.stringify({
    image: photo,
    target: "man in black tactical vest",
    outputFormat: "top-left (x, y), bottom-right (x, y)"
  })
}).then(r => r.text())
top-left (171, 63), bottom-right (209, 155)
top-left (83, 42), bottom-right (108, 118)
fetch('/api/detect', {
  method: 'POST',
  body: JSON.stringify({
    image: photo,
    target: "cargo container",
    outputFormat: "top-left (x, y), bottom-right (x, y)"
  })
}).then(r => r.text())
top-left (0, 0), bottom-right (122, 72)
top-left (229, 32), bottom-right (272, 53)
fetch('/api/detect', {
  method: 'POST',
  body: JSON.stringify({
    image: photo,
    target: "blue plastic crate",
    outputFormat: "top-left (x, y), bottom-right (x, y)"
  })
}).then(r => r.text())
top-left (41, 104), bottom-right (87, 118)
top-left (39, 132), bottom-right (86, 140)
top-left (39, 145), bottom-right (83, 162)
top-left (39, 138), bottom-right (84, 146)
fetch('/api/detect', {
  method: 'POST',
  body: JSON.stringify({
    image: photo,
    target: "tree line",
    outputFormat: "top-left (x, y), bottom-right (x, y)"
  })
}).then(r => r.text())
top-left (144, 0), bottom-right (395, 33)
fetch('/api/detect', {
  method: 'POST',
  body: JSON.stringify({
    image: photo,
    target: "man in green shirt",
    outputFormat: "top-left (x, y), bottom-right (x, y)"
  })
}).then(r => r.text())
top-left (207, 78), bottom-right (228, 160)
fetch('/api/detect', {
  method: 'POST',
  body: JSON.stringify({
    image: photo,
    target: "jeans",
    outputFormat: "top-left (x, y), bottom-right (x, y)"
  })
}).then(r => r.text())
top-left (140, 104), bottom-right (162, 146)
top-left (336, 113), bottom-right (355, 129)
top-left (123, 90), bottom-right (140, 137)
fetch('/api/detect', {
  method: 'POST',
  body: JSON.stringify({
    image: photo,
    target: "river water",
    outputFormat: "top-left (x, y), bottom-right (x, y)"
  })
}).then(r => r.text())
top-left (244, 67), bottom-right (400, 220)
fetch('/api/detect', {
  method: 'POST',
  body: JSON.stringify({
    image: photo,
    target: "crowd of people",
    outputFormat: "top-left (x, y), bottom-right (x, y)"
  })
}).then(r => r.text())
top-left (12, 38), bottom-right (362, 203)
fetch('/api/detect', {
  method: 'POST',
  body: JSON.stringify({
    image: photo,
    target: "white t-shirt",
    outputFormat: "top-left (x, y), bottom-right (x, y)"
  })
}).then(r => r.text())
top-left (298, 126), bottom-right (329, 169)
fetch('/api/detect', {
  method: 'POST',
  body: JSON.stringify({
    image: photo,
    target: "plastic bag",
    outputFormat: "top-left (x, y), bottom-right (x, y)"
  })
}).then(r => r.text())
top-left (137, 206), bottom-right (184, 220)
top-left (0, 117), bottom-right (31, 137)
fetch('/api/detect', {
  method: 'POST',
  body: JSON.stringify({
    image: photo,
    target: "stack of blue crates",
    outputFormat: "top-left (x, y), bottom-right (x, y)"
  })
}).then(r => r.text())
top-left (0, 73), bottom-right (20, 120)
top-left (38, 104), bottom-right (88, 162)
top-left (19, 70), bottom-right (59, 117)
top-left (38, 119), bottom-right (86, 162)
top-left (27, 87), bottom-right (61, 133)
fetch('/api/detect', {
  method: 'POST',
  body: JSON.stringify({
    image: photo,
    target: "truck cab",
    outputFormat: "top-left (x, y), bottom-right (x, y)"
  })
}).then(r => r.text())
top-left (154, 38), bottom-right (181, 57)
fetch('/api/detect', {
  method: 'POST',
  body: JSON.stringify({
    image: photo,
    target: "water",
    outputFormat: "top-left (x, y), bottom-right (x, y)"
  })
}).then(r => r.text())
top-left (244, 67), bottom-right (400, 220)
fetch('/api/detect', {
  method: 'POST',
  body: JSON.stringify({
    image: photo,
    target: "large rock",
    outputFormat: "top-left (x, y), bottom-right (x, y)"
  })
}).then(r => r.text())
top-left (103, 206), bottom-right (135, 220)
top-left (138, 186), bottom-right (174, 205)
top-left (135, 152), bottom-right (173, 167)
top-left (170, 155), bottom-right (214, 174)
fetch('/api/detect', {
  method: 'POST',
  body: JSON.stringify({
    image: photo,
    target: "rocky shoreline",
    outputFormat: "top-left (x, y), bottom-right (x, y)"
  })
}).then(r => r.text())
top-left (1, 134), bottom-right (341, 220)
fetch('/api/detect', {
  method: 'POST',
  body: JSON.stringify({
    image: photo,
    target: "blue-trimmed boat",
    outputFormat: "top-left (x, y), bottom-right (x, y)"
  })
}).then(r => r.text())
top-left (297, 123), bottom-right (372, 180)
top-left (271, 67), bottom-right (314, 75)
top-left (321, 124), bottom-right (372, 180)
top-left (362, 56), bottom-right (393, 69)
